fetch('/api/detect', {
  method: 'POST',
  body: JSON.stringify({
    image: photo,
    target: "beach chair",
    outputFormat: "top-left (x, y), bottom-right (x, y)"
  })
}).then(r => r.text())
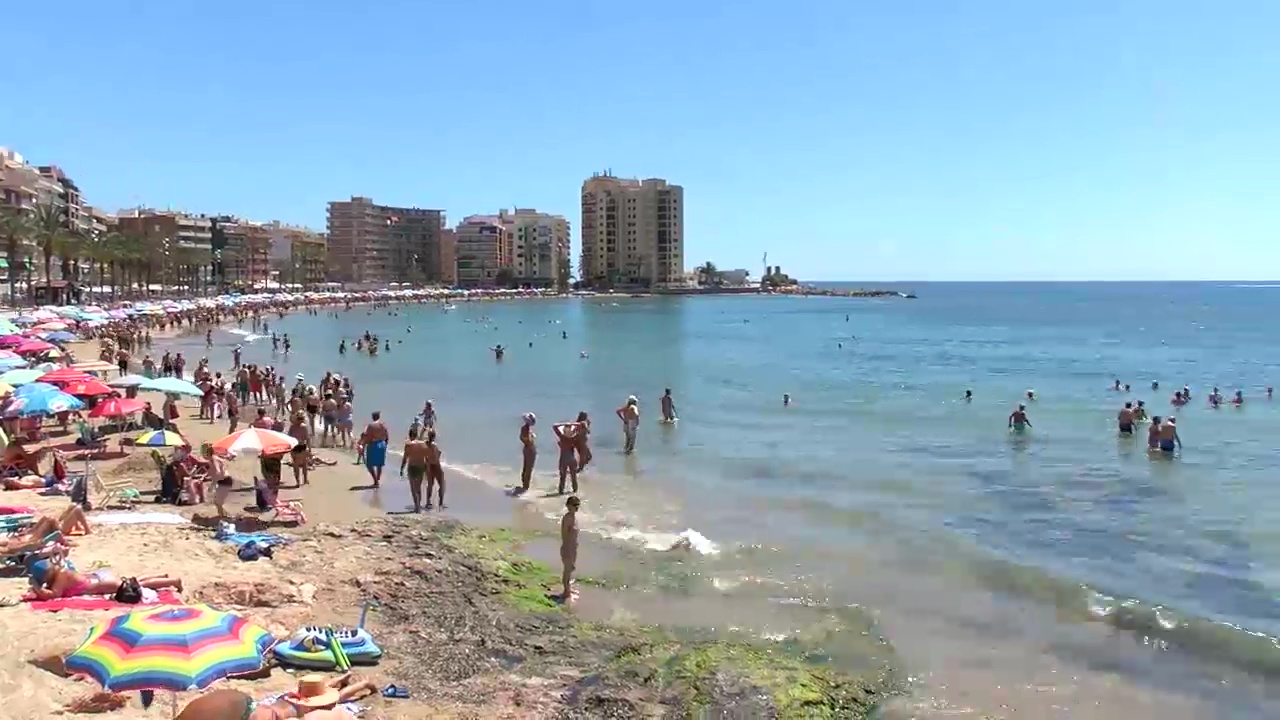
top-left (254, 477), bottom-right (307, 524)
top-left (92, 471), bottom-right (141, 510)
top-left (75, 421), bottom-right (108, 457)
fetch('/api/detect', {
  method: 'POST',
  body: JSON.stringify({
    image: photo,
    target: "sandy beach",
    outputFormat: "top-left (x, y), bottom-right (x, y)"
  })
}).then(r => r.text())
top-left (0, 333), bottom-right (898, 719)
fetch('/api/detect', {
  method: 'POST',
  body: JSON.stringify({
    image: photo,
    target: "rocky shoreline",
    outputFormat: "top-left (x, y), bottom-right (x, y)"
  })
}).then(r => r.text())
top-left (302, 516), bottom-right (900, 719)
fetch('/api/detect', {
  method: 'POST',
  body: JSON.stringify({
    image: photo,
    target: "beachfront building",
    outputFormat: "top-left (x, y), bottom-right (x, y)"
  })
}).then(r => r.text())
top-left (580, 172), bottom-right (684, 289)
top-left (267, 221), bottom-right (328, 288)
top-left (36, 165), bottom-right (86, 234)
top-left (325, 196), bottom-right (446, 287)
top-left (215, 216), bottom-right (273, 288)
top-left (496, 208), bottom-right (570, 288)
top-left (454, 215), bottom-right (511, 288)
top-left (439, 228), bottom-right (457, 286)
top-left (113, 209), bottom-right (216, 290)
top-left (0, 147), bottom-right (41, 210)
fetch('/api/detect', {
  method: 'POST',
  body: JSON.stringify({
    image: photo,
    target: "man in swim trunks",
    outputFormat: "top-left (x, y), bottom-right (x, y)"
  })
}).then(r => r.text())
top-left (400, 427), bottom-right (428, 512)
top-left (560, 495), bottom-right (580, 604)
top-left (616, 396), bottom-right (640, 455)
top-left (321, 393), bottom-right (338, 447)
top-left (1008, 403), bottom-right (1032, 432)
top-left (552, 420), bottom-right (581, 495)
top-left (1158, 417), bottom-right (1182, 454)
top-left (518, 413), bottom-right (536, 494)
top-left (1117, 401), bottom-right (1135, 435)
top-left (361, 411), bottom-right (389, 487)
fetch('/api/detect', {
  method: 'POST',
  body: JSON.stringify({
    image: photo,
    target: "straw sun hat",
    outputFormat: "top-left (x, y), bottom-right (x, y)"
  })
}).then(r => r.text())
top-left (283, 674), bottom-right (340, 708)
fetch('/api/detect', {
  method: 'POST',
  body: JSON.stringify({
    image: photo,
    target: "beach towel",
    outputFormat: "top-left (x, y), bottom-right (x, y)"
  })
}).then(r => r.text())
top-left (215, 522), bottom-right (290, 548)
top-left (0, 505), bottom-right (34, 515)
top-left (26, 589), bottom-right (180, 612)
top-left (364, 440), bottom-right (387, 470)
top-left (92, 512), bottom-right (188, 526)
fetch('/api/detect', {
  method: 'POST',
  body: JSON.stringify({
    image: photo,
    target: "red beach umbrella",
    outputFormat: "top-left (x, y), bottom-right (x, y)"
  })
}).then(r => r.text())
top-left (88, 397), bottom-right (146, 418)
top-left (39, 368), bottom-right (94, 384)
top-left (0, 336), bottom-right (25, 348)
top-left (62, 379), bottom-right (115, 397)
top-left (15, 340), bottom-right (55, 355)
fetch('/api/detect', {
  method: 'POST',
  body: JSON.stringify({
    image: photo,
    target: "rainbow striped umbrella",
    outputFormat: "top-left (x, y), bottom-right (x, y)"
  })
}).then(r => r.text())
top-left (64, 605), bottom-right (274, 693)
top-left (135, 430), bottom-right (189, 448)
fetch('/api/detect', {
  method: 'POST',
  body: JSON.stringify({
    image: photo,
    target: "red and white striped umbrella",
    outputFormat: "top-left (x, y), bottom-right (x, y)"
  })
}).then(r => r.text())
top-left (210, 428), bottom-right (297, 457)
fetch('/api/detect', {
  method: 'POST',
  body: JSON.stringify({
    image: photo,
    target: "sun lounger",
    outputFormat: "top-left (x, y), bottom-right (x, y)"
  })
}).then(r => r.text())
top-left (91, 471), bottom-right (141, 510)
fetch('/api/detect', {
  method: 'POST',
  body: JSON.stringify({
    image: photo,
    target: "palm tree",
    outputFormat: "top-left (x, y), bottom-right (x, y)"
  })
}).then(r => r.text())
top-left (30, 202), bottom-right (72, 288)
top-left (696, 261), bottom-right (719, 286)
top-left (0, 205), bottom-right (32, 307)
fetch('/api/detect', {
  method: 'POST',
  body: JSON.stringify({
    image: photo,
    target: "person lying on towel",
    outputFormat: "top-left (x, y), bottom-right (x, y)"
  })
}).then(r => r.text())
top-left (24, 559), bottom-right (183, 600)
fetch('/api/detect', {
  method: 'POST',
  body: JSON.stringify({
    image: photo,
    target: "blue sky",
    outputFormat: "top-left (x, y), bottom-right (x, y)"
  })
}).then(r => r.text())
top-left (3, 1), bottom-right (1277, 281)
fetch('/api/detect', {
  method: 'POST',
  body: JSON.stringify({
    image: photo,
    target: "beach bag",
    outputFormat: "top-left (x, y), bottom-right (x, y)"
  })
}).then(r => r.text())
top-left (114, 577), bottom-right (142, 604)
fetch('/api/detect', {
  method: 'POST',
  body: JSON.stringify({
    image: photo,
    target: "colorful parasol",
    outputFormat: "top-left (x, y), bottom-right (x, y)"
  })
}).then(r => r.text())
top-left (210, 428), bottom-right (297, 457)
top-left (64, 605), bottom-right (274, 693)
top-left (1, 390), bottom-right (85, 417)
top-left (0, 369), bottom-right (44, 386)
top-left (72, 360), bottom-right (120, 374)
top-left (38, 368), bottom-right (93, 385)
top-left (108, 374), bottom-right (151, 388)
top-left (89, 397), bottom-right (147, 418)
top-left (134, 430), bottom-right (189, 448)
top-left (15, 340), bottom-right (56, 355)
top-left (62, 379), bottom-right (116, 397)
top-left (0, 335), bottom-right (25, 347)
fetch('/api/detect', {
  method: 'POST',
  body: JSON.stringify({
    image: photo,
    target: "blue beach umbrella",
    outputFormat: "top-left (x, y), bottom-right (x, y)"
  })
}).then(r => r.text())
top-left (0, 357), bottom-right (27, 371)
top-left (14, 382), bottom-right (61, 398)
top-left (41, 331), bottom-right (77, 343)
top-left (2, 391), bottom-right (84, 417)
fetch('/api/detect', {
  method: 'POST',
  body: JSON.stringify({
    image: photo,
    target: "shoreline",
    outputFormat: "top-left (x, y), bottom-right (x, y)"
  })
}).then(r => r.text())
top-left (0, 390), bottom-right (899, 717)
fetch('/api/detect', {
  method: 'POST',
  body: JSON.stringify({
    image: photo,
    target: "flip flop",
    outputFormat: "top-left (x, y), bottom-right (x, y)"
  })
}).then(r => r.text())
top-left (0, 596), bottom-right (18, 607)
top-left (381, 684), bottom-right (410, 699)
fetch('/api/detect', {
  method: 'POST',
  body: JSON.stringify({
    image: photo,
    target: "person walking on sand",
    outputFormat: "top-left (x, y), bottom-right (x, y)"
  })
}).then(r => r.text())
top-left (553, 420), bottom-right (582, 495)
top-left (560, 495), bottom-right (580, 603)
top-left (518, 413), bottom-right (537, 494)
top-left (400, 427), bottom-right (429, 512)
top-left (617, 396), bottom-right (640, 454)
top-left (425, 429), bottom-right (445, 509)
top-left (361, 411), bottom-right (389, 487)
top-left (203, 443), bottom-right (232, 518)
top-left (287, 412), bottom-right (311, 487)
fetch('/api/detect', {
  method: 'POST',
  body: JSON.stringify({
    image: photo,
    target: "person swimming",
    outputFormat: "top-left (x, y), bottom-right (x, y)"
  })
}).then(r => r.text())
top-left (1117, 402), bottom-right (1135, 435)
top-left (1171, 391), bottom-right (1187, 406)
top-left (1025, 389), bottom-right (1036, 402)
top-left (964, 389), bottom-right (973, 402)
top-left (1008, 404), bottom-right (1031, 433)
top-left (1232, 389), bottom-right (1244, 406)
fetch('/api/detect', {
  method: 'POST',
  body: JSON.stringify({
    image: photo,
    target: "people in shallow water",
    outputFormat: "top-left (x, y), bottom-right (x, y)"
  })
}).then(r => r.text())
top-left (1025, 389), bottom-right (1035, 402)
top-left (1158, 417), bottom-right (1182, 454)
top-left (1209, 387), bottom-right (1224, 408)
top-left (1232, 390), bottom-right (1244, 406)
top-left (1171, 391), bottom-right (1187, 406)
top-left (1147, 416), bottom-right (1163, 450)
top-left (660, 388), bottom-right (678, 422)
top-left (1008, 404), bottom-right (1031, 432)
top-left (1117, 402), bottom-right (1135, 435)
top-left (1133, 400), bottom-right (1148, 423)
top-left (783, 393), bottom-right (791, 406)
top-left (964, 389), bottom-right (973, 402)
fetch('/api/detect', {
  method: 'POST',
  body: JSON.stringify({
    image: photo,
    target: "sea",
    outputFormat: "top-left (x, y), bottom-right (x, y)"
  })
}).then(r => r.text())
top-left (197, 282), bottom-right (1280, 718)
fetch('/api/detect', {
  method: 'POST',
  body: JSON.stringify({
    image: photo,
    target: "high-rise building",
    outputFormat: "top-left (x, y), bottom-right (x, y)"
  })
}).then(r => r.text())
top-left (0, 147), bottom-right (41, 210)
top-left (215, 217), bottom-right (273, 287)
top-left (113, 209), bottom-right (214, 252)
top-left (496, 208), bottom-right (570, 288)
top-left (36, 165), bottom-right (84, 233)
top-left (325, 196), bottom-right (445, 286)
top-left (439, 229), bottom-right (457, 287)
top-left (580, 172), bottom-right (683, 288)
top-left (454, 215), bottom-right (511, 288)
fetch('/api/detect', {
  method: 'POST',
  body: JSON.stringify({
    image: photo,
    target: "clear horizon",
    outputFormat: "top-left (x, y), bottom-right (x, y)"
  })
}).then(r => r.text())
top-left (3, 1), bottom-right (1277, 282)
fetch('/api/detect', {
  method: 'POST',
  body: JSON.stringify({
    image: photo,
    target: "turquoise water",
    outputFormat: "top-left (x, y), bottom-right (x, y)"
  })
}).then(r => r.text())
top-left (207, 283), bottom-right (1280, 716)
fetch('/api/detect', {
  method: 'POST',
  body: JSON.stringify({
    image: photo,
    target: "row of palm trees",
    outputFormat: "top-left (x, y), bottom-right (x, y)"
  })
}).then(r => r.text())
top-left (0, 201), bottom-right (274, 306)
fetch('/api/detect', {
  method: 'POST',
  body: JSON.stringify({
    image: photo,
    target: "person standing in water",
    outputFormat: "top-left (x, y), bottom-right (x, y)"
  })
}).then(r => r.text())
top-left (1147, 416), bottom-right (1163, 450)
top-left (560, 495), bottom-right (580, 603)
top-left (360, 411), bottom-right (389, 487)
top-left (1008, 403), bottom-right (1032, 433)
top-left (574, 411), bottom-right (592, 471)
top-left (660, 388), bottom-right (678, 422)
top-left (553, 420), bottom-right (582, 495)
top-left (616, 396), bottom-right (640, 454)
top-left (422, 400), bottom-right (437, 429)
top-left (1158, 416), bottom-right (1182, 454)
top-left (518, 413), bottom-right (537, 493)
top-left (1117, 402), bottom-right (1135, 435)
top-left (400, 427), bottom-right (429, 512)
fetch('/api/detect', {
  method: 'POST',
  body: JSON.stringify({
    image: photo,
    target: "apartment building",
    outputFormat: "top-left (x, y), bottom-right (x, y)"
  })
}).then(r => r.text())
top-left (454, 215), bottom-right (511, 288)
top-left (215, 217), bottom-right (273, 287)
top-left (496, 208), bottom-right (570, 288)
top-left (266, 221), bottom-right (328, 288)
top-left (439, 229), bottom-right (457, 286)
top-left (36, 165), bottom-right (84, 233)
top-left (326, 196), bottom-right (445, 286)
top-left (114, 209), bottom-right (214, 252)
top-left (0, 147), bottom-right (40, 209)
top-left (580, 172), bottom-right (683, 288)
